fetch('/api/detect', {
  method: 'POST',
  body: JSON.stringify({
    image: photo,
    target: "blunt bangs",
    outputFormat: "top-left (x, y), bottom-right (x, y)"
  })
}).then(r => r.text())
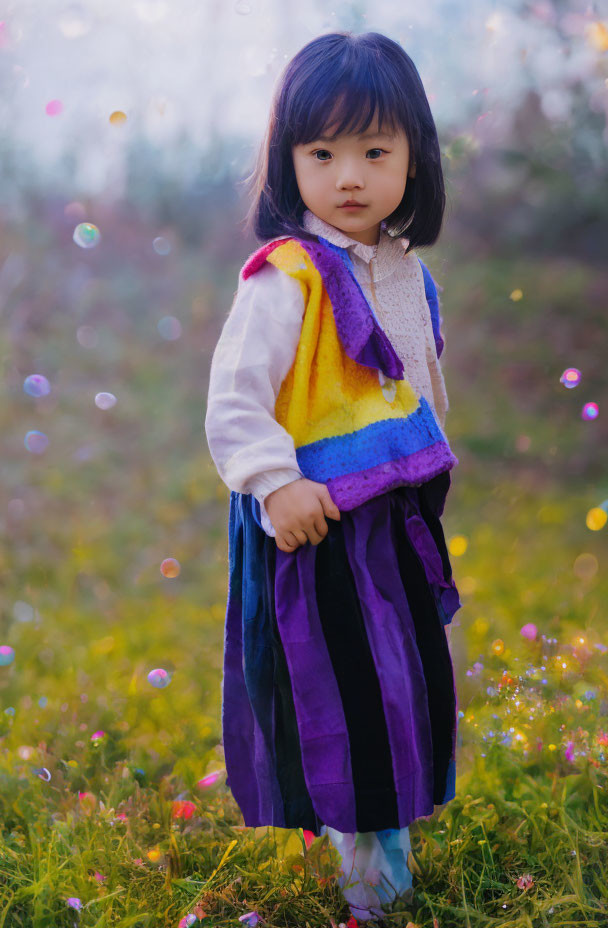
top-left (240, 31), bottom-right (446, 252)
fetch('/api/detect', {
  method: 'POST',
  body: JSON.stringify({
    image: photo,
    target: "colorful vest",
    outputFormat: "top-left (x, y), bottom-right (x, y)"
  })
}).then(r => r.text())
top-left (241, 234), bottom-right (458, 511)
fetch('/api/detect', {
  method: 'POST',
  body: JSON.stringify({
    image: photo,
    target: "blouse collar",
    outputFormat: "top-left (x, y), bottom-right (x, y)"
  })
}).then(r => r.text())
top-left (301, 208), bottom-right (410, 279)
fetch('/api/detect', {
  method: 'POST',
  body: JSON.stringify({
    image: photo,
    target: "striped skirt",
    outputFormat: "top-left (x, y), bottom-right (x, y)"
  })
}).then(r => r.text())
top-left (221, 468), bottom-right (461, 839)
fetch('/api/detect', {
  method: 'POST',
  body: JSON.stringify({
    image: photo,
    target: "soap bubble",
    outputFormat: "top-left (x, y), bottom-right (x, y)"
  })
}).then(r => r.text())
top-left (33, 767), bottom-right (51, 781)
top-left (582, 402), bottom-right (598, 420)
top-left (148, 668), bottom-right (171, 688)
top-left (0, 646), bottom-right (15, 666)
top-left (94, 392), bottom-right (116, 410)
top-left (24, 430), bottom-right (49, 453)
top-left (73, 222), bottom-right (101, 249)
top-left (160, 558), bottom-right (180, 578)
top-left (153, 236), bottom-right (171, 255)
top-left (560, 367), bottom-right (581, 388)
top-left (23, 374), bottom-right (50, 397)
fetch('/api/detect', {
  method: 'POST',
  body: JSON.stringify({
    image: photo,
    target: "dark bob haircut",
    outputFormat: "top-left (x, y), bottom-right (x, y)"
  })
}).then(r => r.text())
top-left (240, 31), bottom-right (446, 252)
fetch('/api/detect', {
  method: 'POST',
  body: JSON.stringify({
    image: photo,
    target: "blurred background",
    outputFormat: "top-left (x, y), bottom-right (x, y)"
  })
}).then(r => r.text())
top-left (1, 2), bottom-right (608, 925)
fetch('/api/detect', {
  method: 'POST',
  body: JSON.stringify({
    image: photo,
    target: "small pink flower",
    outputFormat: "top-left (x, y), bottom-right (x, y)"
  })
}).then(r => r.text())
top-left (516, 873), bottom-right (535, 890)
top-left (171, 799), bottom-right (196, 820)
top-left (197, 770), bottom-right (223, 789)
top-left (78, 791), bottom-right (96, 814)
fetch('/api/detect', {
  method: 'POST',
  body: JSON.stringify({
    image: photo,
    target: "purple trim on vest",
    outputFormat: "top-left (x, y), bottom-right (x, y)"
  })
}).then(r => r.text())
top-left (242, 236), bottom-right (404, 380)
top-left (326, 441), bottom-right (458, 511)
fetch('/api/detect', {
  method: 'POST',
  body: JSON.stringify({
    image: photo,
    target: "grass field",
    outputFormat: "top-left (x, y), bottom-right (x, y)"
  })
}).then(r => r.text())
top-left (2, 224), bottom-right (607, 925)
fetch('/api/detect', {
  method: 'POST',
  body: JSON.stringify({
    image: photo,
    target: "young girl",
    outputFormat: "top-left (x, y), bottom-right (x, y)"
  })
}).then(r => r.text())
top-left (205, 31), bottom-right (462, 924)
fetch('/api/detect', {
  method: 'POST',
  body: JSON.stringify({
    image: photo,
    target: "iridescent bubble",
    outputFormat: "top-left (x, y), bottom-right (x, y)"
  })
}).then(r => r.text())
top-left (235, 0), bottom-right (252, 12)
top-left (160, 557), bottom-right (180, 578)
top-left (153, 236), bottom-right (171, 255)
top-left (182, 915), bottom-right (198, 927)
top-left (24, 430), bottom-right (49, 454)
top-left (0, 645), bottom-right (15, 666)
top-left (33, 766), bottom-right (51, 781)
top-left (45, 99), bottom-right (63, 116)
top-left (560, 367), bottom-right (581, 388)
top-left (582, 402), bottom-right (598, 420)
top-left (147, 668), bottom-right (171, 688)
top-left (73, 222), bottom-right (101, 249)
top-left (23, 374), bottom-right (50, 397)
top-left (109, 110), bottom-right (127, 125)
top-left (94, 392), bottom-right (116, 410)
top-left (157, 316), bottom-right (182, 340)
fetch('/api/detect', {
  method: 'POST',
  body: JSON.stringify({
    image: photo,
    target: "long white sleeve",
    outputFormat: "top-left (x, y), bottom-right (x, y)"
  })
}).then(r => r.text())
top-left (204, 261), bottom-right (307, 536)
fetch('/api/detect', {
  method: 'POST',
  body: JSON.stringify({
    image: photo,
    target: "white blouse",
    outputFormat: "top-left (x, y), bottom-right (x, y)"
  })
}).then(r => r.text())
top-left (205, 208), bottom-right (450, 537)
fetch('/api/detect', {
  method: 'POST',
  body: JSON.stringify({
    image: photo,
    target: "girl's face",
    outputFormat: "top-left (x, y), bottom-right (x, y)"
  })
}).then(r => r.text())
top-left (292, 111), bottom-right (414, 247)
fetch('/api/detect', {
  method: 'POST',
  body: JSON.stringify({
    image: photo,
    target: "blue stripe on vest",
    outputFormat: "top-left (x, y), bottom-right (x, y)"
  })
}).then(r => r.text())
top-left (294, 395), bottom-right (443, 481)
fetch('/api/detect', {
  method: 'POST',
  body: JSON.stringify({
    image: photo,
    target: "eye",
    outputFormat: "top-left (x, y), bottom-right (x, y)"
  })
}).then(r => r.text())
top-left (312, 148), bottom-right (389, 162)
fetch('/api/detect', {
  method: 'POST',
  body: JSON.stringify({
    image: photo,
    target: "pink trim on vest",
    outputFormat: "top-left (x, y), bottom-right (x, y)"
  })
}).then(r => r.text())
top-left (241, 239), bottom-right (294, 280)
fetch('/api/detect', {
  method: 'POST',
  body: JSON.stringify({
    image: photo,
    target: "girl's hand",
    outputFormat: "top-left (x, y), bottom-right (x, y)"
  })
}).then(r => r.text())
top-left (265, 477), bottom-right (341, 553)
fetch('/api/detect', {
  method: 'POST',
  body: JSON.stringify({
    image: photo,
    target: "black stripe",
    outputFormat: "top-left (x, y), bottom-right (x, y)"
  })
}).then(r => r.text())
top-left (393, 485), bottom-right (457, 803)
top-left (264, 536), bottom-right (324, 834)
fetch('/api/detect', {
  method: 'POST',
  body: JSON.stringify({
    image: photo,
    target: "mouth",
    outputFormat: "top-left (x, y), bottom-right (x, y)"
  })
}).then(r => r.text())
top-left (339, 202), bottom-right (367, 209)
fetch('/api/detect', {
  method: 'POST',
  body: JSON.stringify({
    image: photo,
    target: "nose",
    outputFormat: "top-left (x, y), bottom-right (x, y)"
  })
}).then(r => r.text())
top-left (334, 156), bottom-right (366, 191)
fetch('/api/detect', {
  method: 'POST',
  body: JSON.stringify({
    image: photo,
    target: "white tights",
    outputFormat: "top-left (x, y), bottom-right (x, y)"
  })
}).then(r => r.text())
top-left (319, 825), bottom-right (413, 922)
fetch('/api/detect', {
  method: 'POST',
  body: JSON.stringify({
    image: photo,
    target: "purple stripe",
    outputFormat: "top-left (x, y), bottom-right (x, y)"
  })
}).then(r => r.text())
top-left (341, 494), bottom-right (436, 825)
top-left (273, 541), bottom-right (358, 832)
top-left (294, 238), bottom-right (405, 380)
top-left (327, 444), bottom-right (458, 510)
top-left (222, 497), bottom-right (286, 827)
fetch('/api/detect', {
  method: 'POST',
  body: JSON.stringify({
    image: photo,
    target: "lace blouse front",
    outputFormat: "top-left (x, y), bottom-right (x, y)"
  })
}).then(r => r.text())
top-left (204, 208), bottom-right (450, 537)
